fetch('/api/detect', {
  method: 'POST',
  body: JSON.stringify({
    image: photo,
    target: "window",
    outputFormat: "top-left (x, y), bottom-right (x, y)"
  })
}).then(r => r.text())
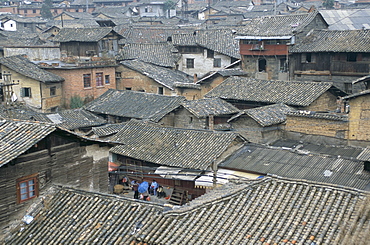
top-left (24, 10), bottom-right (27, 14)
top-left (96, 73), bottom-right (103, 86)
top-left (17, 174), bottom-right (38, 203)
top-left (158, 87), bottom-right (164, 94)
top-left (115, 72), bottom-right (122, 78)
top-left (50, 86), bottom-right (56, 96)
top-left (302, 53), bottom-right (316, 63)
top-left (347, 53), bottom-right (357, 62)
top-left (125, 87), bottom-right (132, 90)
top-left (33, 9), bottom-right (36, 13)
top-left (105, 75), bottom-right (110, 84)
top-left (21, 87), bottom-right (31, 97)
top-left (75, 9), bottom-right (79, 12)
top-left (186, 58), bottom-right (194, 68)
top-left (83, 74), bottom-right (91, 88)
top-left (207, 49), bottom-right (214, 58)
top-left (344, 83), bottom-right (353, 94)
top-left (213, 58), bottom-right (221, 68)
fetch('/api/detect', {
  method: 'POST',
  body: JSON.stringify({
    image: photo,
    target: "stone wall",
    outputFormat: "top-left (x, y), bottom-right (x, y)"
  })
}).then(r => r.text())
top-left (305, 91), bottom-right (339, 112)
top-left (348, 94), bottom-right (370, 142)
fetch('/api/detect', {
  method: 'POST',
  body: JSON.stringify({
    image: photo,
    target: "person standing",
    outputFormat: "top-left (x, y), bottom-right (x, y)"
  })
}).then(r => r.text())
top-left (150, 180), bottom-right (158, 196)
top-left (132, 180), bottom-right (139, 199)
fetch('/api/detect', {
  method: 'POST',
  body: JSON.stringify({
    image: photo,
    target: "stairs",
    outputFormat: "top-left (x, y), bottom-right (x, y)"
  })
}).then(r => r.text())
top-left (168, 188), bottom-right (189, 206)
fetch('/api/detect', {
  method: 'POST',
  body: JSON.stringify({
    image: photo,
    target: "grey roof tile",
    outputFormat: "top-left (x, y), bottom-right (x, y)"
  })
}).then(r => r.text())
top-left (290, 29), bottom-right (370, 53)
top-left (181, 98), bottom-right (239, 118)
top-left (120, 60), bottom-right (192, 88)
top-left (205, 77), bottom-right (335, 107)
top-left (0, 120), bottom-right (55, 167)
top-left (219, 144), bottom-right (370, 190)
top-left (84, 89), bottom-right (185, 122)
top-left (357, 147), bottom-right (370, 161)
top-left (236, 11), bottom-right (324, 36)
top-left (91, 122), bottom-right (127, 137)
top-left (229, 103), bottom-right (295, 127)
top-left (320, 9), bottom-right (370, 30)
top-left (134, 177), bottom-right (370, 244)
top-left (109, 119), bottom-right (241, 170)
top-left (33, 109), bottom-right (106, 130)
top-left (53, 27), bottom-right (116, 42)
top-left (0, 55), bottom-right (64, 83)
top-left (287, 110), bottom-right (348, 121)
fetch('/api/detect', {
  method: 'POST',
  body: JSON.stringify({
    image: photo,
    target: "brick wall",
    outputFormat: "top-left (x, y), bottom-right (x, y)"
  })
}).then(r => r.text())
top-left (305, 91), bottom-right (338, 112)
top-left (348, 94), bottom-right (370, 141)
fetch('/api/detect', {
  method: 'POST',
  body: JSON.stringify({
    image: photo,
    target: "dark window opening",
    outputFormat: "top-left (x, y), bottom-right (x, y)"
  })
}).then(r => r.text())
top-left (96, 73), bottom-right (103, 87)
top-left (21, 87), bottom-right (31, 97)
top-left (306, 53), bottom-right (312, 62)
top-left (105, 75), bottom-right (110, 84)
top-left (83, 74), bottom-right (91, 88)
top-left (207, 49), bottom-right (214, 58)
top-left (158, 87), bottom-right (164, 94)
top-left (125, 87), bottom-right (132, 90)
top-left (258, 59), bottom-right (266, 72)
top-left (50, 86), bottom-right (56, 96)
top-left (186, 58), bottom-right (194, 68)
top-left (214, 58), bottom-right (221, 68)
top-left (347, 53), bottom-right (357, 62)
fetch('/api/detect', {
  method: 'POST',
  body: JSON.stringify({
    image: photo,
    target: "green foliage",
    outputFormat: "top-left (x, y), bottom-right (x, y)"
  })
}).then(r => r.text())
top-left (70, 95), bottom-right (84, 109)
top-left (323, 0), bottom-right (334, 9)
top-left (40, 0), bottom-right (53, 20)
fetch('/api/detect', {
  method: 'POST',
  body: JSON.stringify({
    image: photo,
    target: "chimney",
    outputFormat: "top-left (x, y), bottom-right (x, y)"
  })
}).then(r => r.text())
top-left (194, 73), bottom-right (198, 83)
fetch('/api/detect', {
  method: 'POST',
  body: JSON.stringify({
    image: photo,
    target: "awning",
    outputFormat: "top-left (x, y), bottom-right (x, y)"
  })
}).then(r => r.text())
top-left (154, 166), bottom-right (199, 181)
top-left (195, 169), bottom-right (261, 188)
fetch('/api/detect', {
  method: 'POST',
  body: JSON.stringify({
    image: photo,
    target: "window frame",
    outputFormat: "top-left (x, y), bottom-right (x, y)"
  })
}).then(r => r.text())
top-left (96, 72), bottom-right (103, 87)
top-left (50, 86), bottom-right (56, 96)
top-left (16, 173), bottom-right (39, 204)
top-left (105, 75), bottom-right (110, 84)
top-left (21, 87), bottom-right (32, 97)
top-left (186, 58), bottom-right (194, 68)
top-left (83, 74), bottom-right (91, 88)
top-left (158, 87), bottom-right (164, 95)
top-left (213, 58), bottom-right (221, 68)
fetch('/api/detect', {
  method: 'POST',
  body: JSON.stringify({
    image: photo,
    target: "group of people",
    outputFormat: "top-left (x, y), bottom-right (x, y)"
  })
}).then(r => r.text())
top-left (130, 179), bottom-right (166, 201)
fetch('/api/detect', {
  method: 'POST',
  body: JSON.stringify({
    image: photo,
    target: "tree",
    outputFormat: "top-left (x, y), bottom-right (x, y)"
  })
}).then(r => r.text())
top-left (41, 0), bottom-right (53, 20)
top-left (323, 0), bottom-right (334, 9)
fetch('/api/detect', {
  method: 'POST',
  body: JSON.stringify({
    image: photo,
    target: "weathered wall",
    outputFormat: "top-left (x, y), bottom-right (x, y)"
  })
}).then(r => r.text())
top-left (305, 91), bottom-right (338, 112)
top-left (285, 116), bottom-right (348, 139)
top-left (348, 94), bottom-right (370, 142)
top-left (49, 66), bottom-right (116, 108)
top-left (242, 55), bottom-right (287, 80)
top-left (0, 139), bottom-right (108, 231)
top-left (4, 47), bottom-right (60, 61)
top-left (173, 107), bottom-right (208, 129)
top-left (116, 65), bottom-right (174, 95)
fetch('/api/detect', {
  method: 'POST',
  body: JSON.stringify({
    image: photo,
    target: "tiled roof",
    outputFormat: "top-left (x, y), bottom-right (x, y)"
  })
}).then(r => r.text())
top-left (236, 11), bottom-right (323, 36)
top-left (357, 147), bottom-right (370, 161)
top-left (32, 109), bottom-right (106, 130)
top-left (48, 19), bottom-right (101, 28)
top-left (195, 29), bottom-right (240, 58)
top-left (181, 98), bottom-right (239, 118)
top-left (0, 31), bottom-right (46, 47)
top-left (205, 77), bottom-right (334, 107)
top-left (84, 89), bottom-right (185, 122)
top-left (6, 186), bottom-right (163, 244)
top-left (217, 68), bottom-right (247, 76)
top-left (134, 177), bottom-right (370, 245)
top-left (287, 110), bottom-right (348, 121)
top-left (110, 120), bottom-right (242, 170)
top-left (320, 9), bottom-right (370, 30)
top-left (290, 29), bottom-right (370, 53)
top-left (270, 139), bottom-right (364, 160)
top-left (120, 60), bottom-right (192, 88)
top-left (341, 89), bottom-right (370, 100)
top-left (4, 15), bottom-right (47, 24)
top-left (93, 6), bottom-right (132, 18)
top-left (0, 120), bottom-right (55, 167)
top-left (0, 55), bottom-right (64, 83)
top-left (91, 122), bottom-right (127, 137)
top-left (229, 103), bottom-right (295, 127)
top-left (172, 33), bottom-right (197, 46)
top-left (55, 11), bottom-right (94, 19)
top-left (120, 43), bottom-right (180, 68)
top-left (219, 144), bottom-right (370, 190)
top-left (53, 27), bottom-right (116, 42)
top-left (0, 103), bottom-right (38, 120)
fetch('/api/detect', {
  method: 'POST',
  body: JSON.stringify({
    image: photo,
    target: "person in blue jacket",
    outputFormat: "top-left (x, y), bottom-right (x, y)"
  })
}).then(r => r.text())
top-left (150, 180), bottom-right (159, 196)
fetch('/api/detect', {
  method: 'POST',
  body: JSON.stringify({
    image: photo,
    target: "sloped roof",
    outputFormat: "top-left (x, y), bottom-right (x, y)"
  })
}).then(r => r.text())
top-left (0, 55), bottom-right (64, 83)
top-left (0, 120), bottom-right (55, 167)
top-left (220, 144), bottom-right (370, 190)
top-left (320, 9), bottom-right (370, 30)
top-left (110, 120), bottom-right (242, 170)
top-left (54, 11), bottom-right (94, 20)
top-left (181, 98), bottom-right (239, 118)
top-left (91, 122), bottom-right (127, 137)
top-left (0, 30), bottom-right (46, 47)
top-left (290, 29), bottom-right (370, 53)
top-left (6, 186), bottom-right (163, 244)
top-left (120, 43), bottom-right (181, 68)
top-left (195, 29), bottom-right (240, 59)
top-left (121, 60), bottom-right (192, 90)
top-left (172, 33), bottom-right (197, 46)
top-left (134, 177), bottom-right (370, 244)
top-left (229, 103), bottom-right (295, 127)
top-left (357, 146), bottom-right (370, 161)
top-left (84, 89), bottom-right (185, 122)
top-left (53, 27), bottom-right (116, 42)
top-left (48, 19), bottom-right (100, 28)
top-left (236, 11), bottom-right (325, 36)
top-left (32, 109), bottom-right (106, 130)
top-left (205, 77), bottom-right (335, 107)
top-left (287, 110), bottom-right (348, 121)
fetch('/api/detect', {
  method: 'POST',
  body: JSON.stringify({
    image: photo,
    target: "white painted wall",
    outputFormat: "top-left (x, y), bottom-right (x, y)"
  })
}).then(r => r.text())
top-left (1, 20), bottom-right (17, 31)
top-left (178, 49), bottom-right (234, 77)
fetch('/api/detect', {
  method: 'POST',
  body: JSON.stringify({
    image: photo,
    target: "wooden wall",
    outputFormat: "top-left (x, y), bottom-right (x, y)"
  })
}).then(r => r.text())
top-left (0, 134), bottom-right (108, 231)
